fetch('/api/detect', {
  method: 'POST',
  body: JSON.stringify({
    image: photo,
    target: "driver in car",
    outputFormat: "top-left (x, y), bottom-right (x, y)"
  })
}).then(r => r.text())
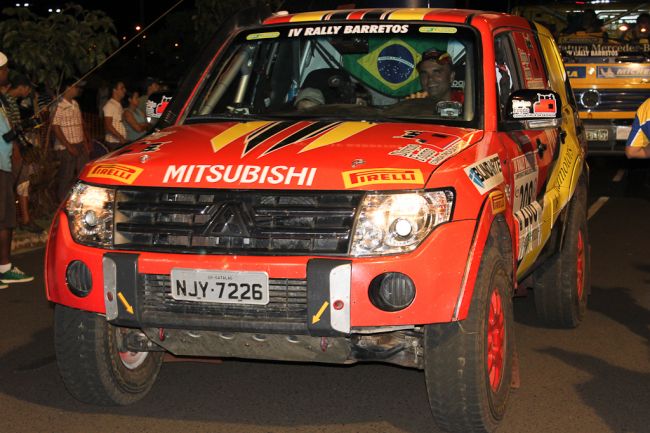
top-left (388, 48), bottom-right (463, 116)
top-left (406, 48), bottom-right (463, 103)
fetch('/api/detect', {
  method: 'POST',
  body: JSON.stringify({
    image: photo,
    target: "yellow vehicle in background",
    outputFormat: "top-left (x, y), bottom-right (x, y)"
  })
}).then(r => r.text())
top-left (514, 2), bottom-right (650, 154)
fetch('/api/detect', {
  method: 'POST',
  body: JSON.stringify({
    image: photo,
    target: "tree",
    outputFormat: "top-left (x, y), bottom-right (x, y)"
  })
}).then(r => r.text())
top-left (0, 3), bottom-right (118, 92)
top-left (193, 0), bottom-right (283, 46)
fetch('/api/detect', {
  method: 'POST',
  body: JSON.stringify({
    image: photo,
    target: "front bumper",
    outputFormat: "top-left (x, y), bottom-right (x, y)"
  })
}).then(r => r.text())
top-left (46, 211), bottom-right (476, 336)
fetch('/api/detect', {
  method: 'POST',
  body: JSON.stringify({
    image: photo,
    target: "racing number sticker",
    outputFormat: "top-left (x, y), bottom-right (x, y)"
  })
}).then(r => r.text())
top-left (515, 201), bottom-right (543, 260)
top-left (511, 152), bottom-right (538, 212)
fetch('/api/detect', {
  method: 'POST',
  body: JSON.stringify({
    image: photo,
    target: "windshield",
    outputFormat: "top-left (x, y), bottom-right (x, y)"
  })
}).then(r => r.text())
top-left (185, 23), bottom-right (478, 126)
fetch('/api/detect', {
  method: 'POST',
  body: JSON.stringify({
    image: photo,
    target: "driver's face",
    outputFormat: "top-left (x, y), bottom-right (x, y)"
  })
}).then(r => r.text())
top-left (418, 60), bottom-right (454, 100)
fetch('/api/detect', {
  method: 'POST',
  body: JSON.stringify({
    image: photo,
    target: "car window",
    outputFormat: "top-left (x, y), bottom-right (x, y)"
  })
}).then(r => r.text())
top-left (495, 32), bottom-right (523, 118)
top-left (185, 23), bottom-right (478, 126)
top-left (536, 31), bottom-right (576, 110)
top-left (510, 30), bottom-right (549, 91)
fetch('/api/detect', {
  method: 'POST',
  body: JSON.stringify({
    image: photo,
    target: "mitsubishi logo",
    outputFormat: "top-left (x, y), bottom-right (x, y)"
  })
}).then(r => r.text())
top-left (204, 202), bottom-right (251, 237)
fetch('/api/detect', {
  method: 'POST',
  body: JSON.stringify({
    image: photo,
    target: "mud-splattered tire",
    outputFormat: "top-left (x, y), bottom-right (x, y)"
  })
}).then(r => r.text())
top-left (533, 177), bottom-right (590, 328)
top-left (424, 236), bottom-right (514, 433)
top-left (54, 305), bottom-right (163, 405)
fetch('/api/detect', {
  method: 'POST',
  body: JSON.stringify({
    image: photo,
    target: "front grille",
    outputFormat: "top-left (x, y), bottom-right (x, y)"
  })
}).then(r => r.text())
top-left (114, 188), bottom-right (363, 254)
top-left (139, 274), bottom-right (308, 330)
top-left (575, 89), bottom-right (650, 112)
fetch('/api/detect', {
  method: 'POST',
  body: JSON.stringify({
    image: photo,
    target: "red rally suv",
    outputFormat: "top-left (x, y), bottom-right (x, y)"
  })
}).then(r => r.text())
top-left (47, 5), bottom-right (589, 433)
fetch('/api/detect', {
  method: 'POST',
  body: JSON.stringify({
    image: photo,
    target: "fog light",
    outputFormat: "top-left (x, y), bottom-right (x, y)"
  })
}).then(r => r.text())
top-left (66, 260), bottom-right (92, 297)
top-left (369, 272), bottom-right (415, 311)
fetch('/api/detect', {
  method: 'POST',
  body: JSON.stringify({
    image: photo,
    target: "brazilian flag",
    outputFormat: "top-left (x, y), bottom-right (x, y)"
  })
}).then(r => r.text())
top-left (343, 37), bottom-right (447, 98)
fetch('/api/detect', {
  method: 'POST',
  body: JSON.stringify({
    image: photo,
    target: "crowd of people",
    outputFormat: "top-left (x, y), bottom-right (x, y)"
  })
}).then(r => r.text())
top-left (0, 50), bottom-right (164, 289)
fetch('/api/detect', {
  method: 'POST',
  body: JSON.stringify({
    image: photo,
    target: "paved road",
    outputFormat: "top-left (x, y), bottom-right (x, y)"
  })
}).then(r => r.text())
top-left (0, 156), bottom-right (648, 433)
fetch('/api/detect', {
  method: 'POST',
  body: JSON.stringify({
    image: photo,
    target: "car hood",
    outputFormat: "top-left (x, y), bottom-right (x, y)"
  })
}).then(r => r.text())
top-left (80, 121), bottom-right (482, 190)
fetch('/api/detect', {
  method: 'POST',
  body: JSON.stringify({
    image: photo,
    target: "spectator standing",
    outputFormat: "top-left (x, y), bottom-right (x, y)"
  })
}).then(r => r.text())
top-left (0, 52), bottom-right (34, 288)
top-left (3, 75), bottom-right (42, 233)
top-left (625, 98), bottom-right (650, 159)
top-left (51, 79), bottom-right (89, 202)
top-left (3, 75), bottom-right (31, 126)
top-left (138, 77), bottom-right (161, 116)
top-left (123, 90), bottom-right (148, 141)
top-left (102, 80), bottom-right (127, 150)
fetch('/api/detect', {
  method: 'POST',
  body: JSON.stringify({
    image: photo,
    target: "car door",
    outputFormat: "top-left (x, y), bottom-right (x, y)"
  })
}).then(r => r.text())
top-left (494, 29), bottom-right (562, 274)
top-left (535, 24), bottom-right (587, 221)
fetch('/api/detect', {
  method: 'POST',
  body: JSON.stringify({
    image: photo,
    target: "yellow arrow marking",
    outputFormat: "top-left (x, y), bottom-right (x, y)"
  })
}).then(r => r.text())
top-left (118, 292), bottom-right (134, 315)
top-left (311, 301), bottom-right (329, 324)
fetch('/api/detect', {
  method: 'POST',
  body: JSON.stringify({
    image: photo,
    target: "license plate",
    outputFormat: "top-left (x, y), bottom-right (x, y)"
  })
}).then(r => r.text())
top-left (170, 268), bottom-right (269, 305)
top-left (586, 128), bottom-right (608, 141)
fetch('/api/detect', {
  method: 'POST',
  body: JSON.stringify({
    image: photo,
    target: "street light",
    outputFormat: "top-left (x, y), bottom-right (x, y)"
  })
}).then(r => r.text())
top-left (135, 25), bottom-right (142, 31)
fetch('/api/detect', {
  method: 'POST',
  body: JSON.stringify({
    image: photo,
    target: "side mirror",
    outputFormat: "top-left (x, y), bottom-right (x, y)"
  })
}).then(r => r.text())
top-left (506, 89), bottom-right (562, 129)
top-left (146, 91), bottom-right (173, 123)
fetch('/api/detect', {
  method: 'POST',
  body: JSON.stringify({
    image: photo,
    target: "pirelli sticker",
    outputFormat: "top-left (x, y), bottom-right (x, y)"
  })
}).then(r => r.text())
top-left (342, 168), bottom-right (423, 188)
top-left (87, 163), bottom-right (143, 184)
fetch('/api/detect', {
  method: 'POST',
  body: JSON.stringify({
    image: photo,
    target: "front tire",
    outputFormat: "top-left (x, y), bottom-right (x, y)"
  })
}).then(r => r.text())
top-left (424, 236), bottom-right (514, 433)
top-left (54, 305), bottom-right (163, 405)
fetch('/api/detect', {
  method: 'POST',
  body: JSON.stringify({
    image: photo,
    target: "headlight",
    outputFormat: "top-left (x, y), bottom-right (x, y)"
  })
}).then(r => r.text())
top-left (351, 190), bottom-right (454, 256)
top-left (65, 182), bottom-right (115, 247)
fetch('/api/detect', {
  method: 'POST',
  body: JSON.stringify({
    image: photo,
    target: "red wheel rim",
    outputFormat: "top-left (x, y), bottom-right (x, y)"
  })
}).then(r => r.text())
top-left (576, 230), bottom-right (585, 300)
top-left (487, 289), bottom-right (505, 392)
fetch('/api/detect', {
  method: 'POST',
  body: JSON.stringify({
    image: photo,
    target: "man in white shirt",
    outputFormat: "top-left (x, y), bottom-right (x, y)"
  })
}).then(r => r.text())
top-left (102, 80), bottom-right (127, 149)
top-left (51, 78), bottom-right (89, 202)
